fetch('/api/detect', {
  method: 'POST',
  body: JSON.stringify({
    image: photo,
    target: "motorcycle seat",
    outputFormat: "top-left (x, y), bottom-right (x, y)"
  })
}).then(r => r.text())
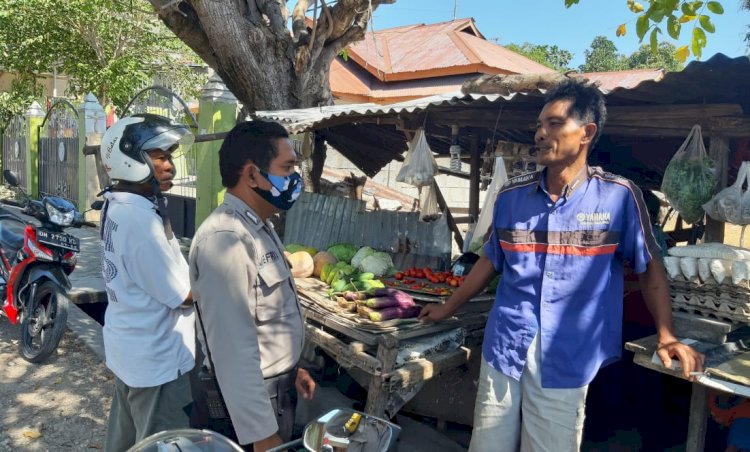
top-left (0, 220), bottom-right (25, 256)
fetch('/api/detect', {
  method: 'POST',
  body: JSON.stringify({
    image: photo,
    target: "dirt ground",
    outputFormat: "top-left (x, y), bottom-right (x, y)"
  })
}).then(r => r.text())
top-left (0, 321), bottom-right (112, 452)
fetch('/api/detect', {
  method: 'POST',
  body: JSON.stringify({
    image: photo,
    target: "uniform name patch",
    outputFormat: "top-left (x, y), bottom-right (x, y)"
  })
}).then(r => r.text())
top-left (576, 211), bottom-right (611, 226)
top-left (259, 251), bottom-right (280, 267)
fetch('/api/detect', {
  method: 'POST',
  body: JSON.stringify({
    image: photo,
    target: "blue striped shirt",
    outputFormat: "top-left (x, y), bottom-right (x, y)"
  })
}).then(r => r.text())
top-left (483, 166), bottom-right (660, 388)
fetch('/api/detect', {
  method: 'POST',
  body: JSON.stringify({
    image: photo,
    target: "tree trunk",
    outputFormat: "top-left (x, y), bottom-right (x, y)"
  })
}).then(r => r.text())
top-left (148, 0), bottom-right (393, 112)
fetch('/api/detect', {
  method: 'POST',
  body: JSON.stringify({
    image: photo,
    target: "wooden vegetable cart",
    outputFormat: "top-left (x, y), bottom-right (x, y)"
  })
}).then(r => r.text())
top-left (296, 278), bottom-right (491, 419)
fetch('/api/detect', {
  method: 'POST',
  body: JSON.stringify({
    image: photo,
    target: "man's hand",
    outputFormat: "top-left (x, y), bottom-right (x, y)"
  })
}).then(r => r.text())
top-left (656, 338), bottom-right (705, 379)
top-left (295, 368), bottom-right (316, 400)
top-left (418, 302), bottom-right (454, 323)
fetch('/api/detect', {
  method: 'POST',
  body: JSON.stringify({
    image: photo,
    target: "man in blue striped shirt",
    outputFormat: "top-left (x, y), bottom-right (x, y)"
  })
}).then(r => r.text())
top-left (420, 79), bottom-right (704, 451)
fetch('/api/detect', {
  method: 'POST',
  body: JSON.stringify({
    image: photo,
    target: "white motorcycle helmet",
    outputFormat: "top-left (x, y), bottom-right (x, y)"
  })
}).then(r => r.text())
top-left (101, 113), bottom-right (195, 184)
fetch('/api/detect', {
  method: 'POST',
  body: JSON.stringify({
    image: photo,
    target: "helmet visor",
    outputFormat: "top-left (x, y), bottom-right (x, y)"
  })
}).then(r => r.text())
top-left (141, 126), bottom-right (195, 158)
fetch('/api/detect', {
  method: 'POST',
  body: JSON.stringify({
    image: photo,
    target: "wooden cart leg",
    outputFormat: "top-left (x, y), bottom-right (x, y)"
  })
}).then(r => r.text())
top-left (686, 383), bottom-right (708, 452)
top-left (365, 334), bottom-right (399, 418)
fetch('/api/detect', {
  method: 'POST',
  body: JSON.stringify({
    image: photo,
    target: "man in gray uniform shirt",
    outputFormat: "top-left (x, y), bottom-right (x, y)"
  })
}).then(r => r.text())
top-left (189, 120), bottom-right (316, 451)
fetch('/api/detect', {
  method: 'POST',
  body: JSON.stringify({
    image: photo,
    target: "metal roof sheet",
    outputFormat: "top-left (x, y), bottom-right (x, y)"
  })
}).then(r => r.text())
top-left (256, 54), bottom-right (750, 176)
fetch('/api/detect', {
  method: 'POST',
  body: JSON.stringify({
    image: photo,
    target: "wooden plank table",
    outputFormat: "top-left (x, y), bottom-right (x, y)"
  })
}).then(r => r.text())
top-left (296, 279), bottom-right (491, 419)
top-left (625, 333), bottom-right (750, 452)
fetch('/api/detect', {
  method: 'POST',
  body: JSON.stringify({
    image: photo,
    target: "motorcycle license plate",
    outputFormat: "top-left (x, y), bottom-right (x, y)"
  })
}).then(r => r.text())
top-left (36, 229), bottom-right (80, 252)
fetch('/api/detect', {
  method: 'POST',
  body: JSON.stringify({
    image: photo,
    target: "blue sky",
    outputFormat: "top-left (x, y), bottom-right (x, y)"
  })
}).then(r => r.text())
top-left (372, 0), bottom-right (750, 67)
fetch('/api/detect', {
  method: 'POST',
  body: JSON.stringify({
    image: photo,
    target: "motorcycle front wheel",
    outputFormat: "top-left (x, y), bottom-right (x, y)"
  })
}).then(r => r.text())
top-left (19, 280), bottom-right (69, 363)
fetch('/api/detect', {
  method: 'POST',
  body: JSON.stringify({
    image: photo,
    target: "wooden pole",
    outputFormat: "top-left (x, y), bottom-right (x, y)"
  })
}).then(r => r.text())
top-left (433, 181), bottom-right (464, 250)
top-left (469, 134), bottom-right (480, 223)
top-left (704, 136), bottom-right (730, 243)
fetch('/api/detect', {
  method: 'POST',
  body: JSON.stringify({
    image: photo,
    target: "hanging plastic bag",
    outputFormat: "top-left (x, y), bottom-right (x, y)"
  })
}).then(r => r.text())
top-left (396, 128), bottom-right (438, 188)
top-left (469, 158), bottom-right (508, 253)
top-left (419, 185), bottom-right (441, 222)
top-left (660, 125), bottom-right (717, 224)
top-left (704, 161), bottom-right (750, 225)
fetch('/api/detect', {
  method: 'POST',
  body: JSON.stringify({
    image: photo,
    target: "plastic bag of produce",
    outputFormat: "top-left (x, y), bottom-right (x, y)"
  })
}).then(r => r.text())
top-left (664, 255), bottom-right (682, 280)
top-left (679, 256), bottom-right (699, 282)
top-left (710, 259), bottom-right (732, 284)
top-left (704, 160), bottom-right (750, 225)
top-left (396, 128), bottom-right (438, 188)
top-left (468, 158), bottom-right (508, 253)
top-left (419, 185), bottom-right (441, 222)
top-left (660, 125), bottom-right (717, 224)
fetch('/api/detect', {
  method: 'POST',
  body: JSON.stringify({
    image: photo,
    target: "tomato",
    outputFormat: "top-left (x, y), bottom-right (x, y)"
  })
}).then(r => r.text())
top-left (448, 279), bottom-right (458, 287)
top-left (437, 275), bottom-right (446, 283)
top-left (424, 267), bottom-right (433, 275)
top-left (415, 271), bottom-right (425, 279)
top-left (410, 284), bottom-right (423, 290)
top-left (395, 272), bottom-right (404, 280)
top-left (428, 276), bottom-right (439, 284)
top-left (403, 279), bottom-right (415, 284)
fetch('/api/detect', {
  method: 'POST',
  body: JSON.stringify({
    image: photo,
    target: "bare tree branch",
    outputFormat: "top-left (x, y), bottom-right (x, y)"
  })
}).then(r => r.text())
top-left (292, 0), bottom-right (311, 44)
top-left (256, 0), bottom-right (289, 38)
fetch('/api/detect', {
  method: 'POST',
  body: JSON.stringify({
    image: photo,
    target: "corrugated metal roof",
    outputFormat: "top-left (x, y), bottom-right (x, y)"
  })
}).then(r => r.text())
top-left (581, 68), bottom-right (665, 92)
top-left (331, 57), bottom-right (481, 103)
top-left (256, 54), bottom-right (750, 176)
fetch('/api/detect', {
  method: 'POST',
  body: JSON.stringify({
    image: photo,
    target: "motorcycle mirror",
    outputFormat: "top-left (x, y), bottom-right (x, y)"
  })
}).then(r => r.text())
top-left (90, 200), bottom-right (104, 211)
top-left (3, 170), bottom-right (19, 187)
top-left (300, 409), bottom-right (401, 452)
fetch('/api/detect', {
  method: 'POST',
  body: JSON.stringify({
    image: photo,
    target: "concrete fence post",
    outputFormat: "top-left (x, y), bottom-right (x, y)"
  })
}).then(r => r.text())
top-left (195, 75), bottom-right (238, 228)
top-left (79, 92), bottom-right (107, 220)
top-left (25, 101), bottom-right (45, 198)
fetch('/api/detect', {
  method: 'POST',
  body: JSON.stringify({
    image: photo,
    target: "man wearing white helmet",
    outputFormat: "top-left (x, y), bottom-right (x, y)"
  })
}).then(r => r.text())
top-left (99, 113), bottom-right (196, 452)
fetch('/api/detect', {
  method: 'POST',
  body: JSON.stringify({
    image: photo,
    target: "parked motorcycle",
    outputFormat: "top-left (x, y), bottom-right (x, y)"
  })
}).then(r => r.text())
top-left (0, 170), bottom-right (85, 362)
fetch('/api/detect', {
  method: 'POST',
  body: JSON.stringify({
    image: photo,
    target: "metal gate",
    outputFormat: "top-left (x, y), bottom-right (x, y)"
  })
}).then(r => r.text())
top-left (1, 115), bottom-right (28, 187)
top-left (38, 100), bottom-right (80, 206)
top-left (122, 86), bottom-right (199, 237)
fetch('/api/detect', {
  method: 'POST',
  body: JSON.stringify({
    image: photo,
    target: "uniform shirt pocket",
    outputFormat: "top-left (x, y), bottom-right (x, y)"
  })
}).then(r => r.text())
top-left (256, 261), bottom-right (297, 322)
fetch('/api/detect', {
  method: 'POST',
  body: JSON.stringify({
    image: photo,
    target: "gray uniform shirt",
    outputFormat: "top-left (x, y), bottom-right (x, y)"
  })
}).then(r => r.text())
top-left (189, 193), bottom-right (303, 445)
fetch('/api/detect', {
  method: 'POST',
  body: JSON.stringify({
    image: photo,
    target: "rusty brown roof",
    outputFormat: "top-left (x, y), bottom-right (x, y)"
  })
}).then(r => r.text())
top-left (344, 18), bottom-right (553, 83)
top-left (580, 68), bottom-right (665, 92)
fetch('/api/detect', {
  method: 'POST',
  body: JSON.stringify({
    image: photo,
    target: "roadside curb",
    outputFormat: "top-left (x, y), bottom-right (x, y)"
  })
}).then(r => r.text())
top-left (67, 302), bottom-right (105, 362)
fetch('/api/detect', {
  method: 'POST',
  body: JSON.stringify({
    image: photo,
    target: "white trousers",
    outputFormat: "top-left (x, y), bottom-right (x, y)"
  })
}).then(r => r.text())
top-left (468, 334), bottom-right (589, 452)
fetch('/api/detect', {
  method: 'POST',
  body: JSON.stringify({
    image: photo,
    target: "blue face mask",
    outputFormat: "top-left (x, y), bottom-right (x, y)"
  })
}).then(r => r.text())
top-left (253, 167), bottom-right (303, 211)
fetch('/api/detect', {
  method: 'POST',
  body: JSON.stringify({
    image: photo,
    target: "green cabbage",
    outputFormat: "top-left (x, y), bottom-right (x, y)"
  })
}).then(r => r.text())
top-left (326, 243), bottom-right (358, 264)
top-left (351, 246), bottom-right (375, 269)
top-left (358, 252), bottom-right (394, 277)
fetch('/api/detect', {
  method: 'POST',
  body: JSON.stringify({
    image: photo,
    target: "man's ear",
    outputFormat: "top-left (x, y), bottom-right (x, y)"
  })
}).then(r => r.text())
top-left (244, 163), bottom-right (260, 188)
top-left (581, 123), bottom-right (597, 145)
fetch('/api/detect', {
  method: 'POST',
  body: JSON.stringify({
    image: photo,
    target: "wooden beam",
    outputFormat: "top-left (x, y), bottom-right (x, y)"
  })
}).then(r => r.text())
top-left (437, 166), bottom-right (471, 180)
top-left (384, 347), bottom-right (472, 388)
top-left (433, 181), bottom-right (464, 250)
top-left (469, 134), bottom-right (480, 224)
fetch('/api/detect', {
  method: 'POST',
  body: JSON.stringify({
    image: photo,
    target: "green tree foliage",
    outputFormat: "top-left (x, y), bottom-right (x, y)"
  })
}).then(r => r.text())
top-left (505, 43), bottom-right (574, 71)
top-left (566, 0), bottom-right (749, 61)
top-left (0, 0), bottom-right (206, 124)
top-left (628, 42), bottom-right (685, 70)
top-left (580, 36), bottom-right (685, 71)
top-left (580, 36), bottom-right (629, 72)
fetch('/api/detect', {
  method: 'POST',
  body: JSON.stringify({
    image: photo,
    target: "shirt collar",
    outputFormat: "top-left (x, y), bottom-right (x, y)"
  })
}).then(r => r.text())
top-left (536, 165), bottom-right (592, 199)
top-left (222, 192), bottom-right (268, 231)
top-left (104, 191), bottom-right (158, 210)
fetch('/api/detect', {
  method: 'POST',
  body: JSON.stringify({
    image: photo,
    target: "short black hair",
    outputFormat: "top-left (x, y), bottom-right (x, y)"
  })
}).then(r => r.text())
top-left (219, 120), bottom-right (289, 188)
top-left (544, 78), bottom-right (607, 150)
